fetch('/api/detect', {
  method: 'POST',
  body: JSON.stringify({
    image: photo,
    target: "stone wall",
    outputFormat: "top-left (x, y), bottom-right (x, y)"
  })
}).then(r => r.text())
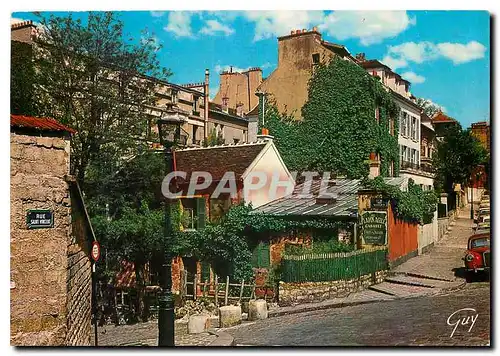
top-left (10, 131), bottom-right (92, 346)
top-left (278, 271), bottom-right (387, 307)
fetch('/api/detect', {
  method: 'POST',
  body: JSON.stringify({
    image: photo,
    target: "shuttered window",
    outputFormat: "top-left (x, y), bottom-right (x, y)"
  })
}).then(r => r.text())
top-left (196, 197), bottom-right (206, 229)
top-left (252, 242), bottom-right (270, 268)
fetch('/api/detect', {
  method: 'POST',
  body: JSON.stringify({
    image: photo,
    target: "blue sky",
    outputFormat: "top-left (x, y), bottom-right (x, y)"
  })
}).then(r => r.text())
top-left (12, 10), bottom-right (490, 128)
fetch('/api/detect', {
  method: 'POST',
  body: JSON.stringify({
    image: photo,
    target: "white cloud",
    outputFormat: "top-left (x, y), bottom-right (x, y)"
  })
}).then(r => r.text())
top-left (319, 11), bottom-right (415, 46)
top-left (150, 11), bottom-right (165, 18)
top-left (387, 41), bottom-right (439, 63)
top-left (243, 10), bottom-right (326, 41)
top-left (164, 12), bottom-right (195, 38)
top-left (261, 62), bottom-right (274, 70)
top-left (200, 19), bottom-right (234, 36)
top-left (436, 41), bottom-right (487, 64)
top-left (384, 40), bottom-right (487, 69)
top-left (401, 71), bottom-right (425, 84)
top-left (381, 55), bottom-right (407, 70)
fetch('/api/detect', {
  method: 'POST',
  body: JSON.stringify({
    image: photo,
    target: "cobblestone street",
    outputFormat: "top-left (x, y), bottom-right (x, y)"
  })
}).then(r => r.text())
top-left (228, 283), bottom-right (490, 346)
top-left (91, 321), bottom-right (217, 347)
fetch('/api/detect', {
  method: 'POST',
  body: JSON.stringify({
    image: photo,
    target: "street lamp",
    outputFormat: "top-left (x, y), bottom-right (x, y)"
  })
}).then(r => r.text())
top-left (156, 110), bottom-right (188, 347)
top-left (470, 167), bottom-right (484, 220)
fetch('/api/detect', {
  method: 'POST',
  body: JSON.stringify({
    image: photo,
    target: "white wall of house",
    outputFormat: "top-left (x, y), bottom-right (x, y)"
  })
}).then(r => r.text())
top-left (400, 172), bottom-right (434, 191)
top-left (418, 210), bottom-right (439, 254)
top-left (242, 140), bottom-right (295, 208)
top-left (397, 98), bottom-right (421, 167)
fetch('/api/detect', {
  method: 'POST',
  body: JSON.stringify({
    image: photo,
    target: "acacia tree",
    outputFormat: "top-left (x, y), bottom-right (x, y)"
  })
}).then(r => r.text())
top-left (433, 124), bottom-right (488, 194)
top-left (32, 11), bottom-right (171, 184)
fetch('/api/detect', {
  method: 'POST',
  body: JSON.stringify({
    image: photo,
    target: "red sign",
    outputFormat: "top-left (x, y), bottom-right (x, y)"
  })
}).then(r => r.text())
top-left (91, 241), bottom-right (100, 262)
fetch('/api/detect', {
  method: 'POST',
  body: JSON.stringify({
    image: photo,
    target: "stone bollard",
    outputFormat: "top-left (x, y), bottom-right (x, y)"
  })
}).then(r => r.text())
top-left (219, 305), bottom-right (242, 328)
top-left (248, 299), bottom-right (268, 321)
top-left (188, 314), bottom-right (209, 334)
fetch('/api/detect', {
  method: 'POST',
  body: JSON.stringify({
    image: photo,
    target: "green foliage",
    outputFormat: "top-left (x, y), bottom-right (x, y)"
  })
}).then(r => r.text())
top-left (262, 57), bottom-right (400, 178)
top-left (362, 177), bottom-right (438, 223)
top-left (181, 202), bottom-right (354, 280)
top-left (415, 97), bottom-right (443, 118)
top-left (31, 11), bottom-right (171, 184)
top-left (203, 128), bottom-right (225, 147)
top-left (11, 41), bottom-right (40, 116)
top-left (432, 125), bottom-right (489, 192)
top-left (284, 240), bottom-right (354, 255)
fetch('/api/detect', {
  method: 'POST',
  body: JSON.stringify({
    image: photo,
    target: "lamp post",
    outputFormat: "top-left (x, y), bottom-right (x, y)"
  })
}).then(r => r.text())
top-left (156, 115), bottom-right (186, 347)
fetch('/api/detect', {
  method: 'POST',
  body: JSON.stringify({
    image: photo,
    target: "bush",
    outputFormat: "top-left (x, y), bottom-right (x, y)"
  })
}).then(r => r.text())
top-left (284, 239), bottom-right (354, 255)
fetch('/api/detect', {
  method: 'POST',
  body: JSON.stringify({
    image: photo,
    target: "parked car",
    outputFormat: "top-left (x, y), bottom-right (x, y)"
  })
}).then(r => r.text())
top-left (463, 233), bottom-right (490, 282)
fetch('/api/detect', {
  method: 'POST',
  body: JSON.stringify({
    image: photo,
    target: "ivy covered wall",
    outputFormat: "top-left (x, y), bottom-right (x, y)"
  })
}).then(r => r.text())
top-left (261, 57), bottom-right (400, 178)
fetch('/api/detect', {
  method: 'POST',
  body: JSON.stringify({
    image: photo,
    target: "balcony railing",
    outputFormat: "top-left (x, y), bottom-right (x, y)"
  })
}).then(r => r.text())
top-left (400, 161), bottom-right (435, 174)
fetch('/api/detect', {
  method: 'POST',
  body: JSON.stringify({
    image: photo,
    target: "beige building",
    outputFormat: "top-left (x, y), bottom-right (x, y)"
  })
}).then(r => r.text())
top-left (212, 28), bottom-right (356, 120)
top-left (11, 20), bottom-right (256, 148)
top-left (212, 67), bottom-right (263, 115)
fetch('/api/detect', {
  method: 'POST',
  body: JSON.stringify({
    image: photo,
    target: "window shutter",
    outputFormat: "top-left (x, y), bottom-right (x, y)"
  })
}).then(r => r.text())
top-left (252, 242), bottom-right (270, 268)
top-left (196, 197), bottom-right (206, 229)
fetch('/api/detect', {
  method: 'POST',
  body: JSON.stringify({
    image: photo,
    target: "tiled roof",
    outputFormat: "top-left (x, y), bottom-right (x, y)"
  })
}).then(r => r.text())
top-left (254, 177), bottom-right (408, 218)
top-left (11, 114), bottom-right (76, 133)
top-left (432, 111), bottom-right (457, 123)
top-left (174, 142), bottom-right (267, 182)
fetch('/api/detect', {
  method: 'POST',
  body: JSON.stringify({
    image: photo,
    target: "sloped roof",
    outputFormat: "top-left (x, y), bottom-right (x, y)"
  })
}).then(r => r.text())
top-left (174, 142), bottom-right (267, 182)
top-left (11, 114), bottom-right (76, 134)
top-left (254, 177), bottom-right (408, 219)
top-left (432, 111), bottom-right (457, 124)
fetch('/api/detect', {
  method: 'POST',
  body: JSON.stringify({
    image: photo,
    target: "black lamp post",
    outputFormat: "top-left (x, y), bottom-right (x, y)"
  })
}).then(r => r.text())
top-left (156, 114), bottom-right (187, 347)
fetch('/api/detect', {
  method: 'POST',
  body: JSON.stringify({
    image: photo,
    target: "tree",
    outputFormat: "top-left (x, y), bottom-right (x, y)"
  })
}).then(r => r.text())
top-left (416, 97), bottom-right (443, 118)
top-left (88, 150), bottom-right (166, 321)
top-left (31, 11), bottom-right (171, 184)
top-left (262, 57), bottom-right (400, 178)
top-left (203, 128), bottom-right (225, 147)
top-left (11, 41), bottom-right (39, 116)
top-left (433, 125), bottom-right (488, 193)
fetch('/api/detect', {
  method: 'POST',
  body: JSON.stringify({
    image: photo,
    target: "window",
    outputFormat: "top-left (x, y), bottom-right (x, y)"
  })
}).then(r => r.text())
top-left (411, 117), bottom-right (417, 140)
top-left (375, 107), bottom-right (380, 123)
top-left (181, 198), bottom-right (206, 230)
top-left (193, 96), bottom-right (199, 113)
top-left (416, 150), bottom-right (419, 165)
top-left (312, 53), bottom-right (320, 65)
top-left (411, 149), bottom-right (416, 164)
top-left (192, 125), bottom-right (199, 144)
top-left (171, 90), bottom-right (178, 104)
top-left (400, 145), bottom-right (404, 163)
top-left (219, 125), bottom-right (224, 139)
top-left (234, 138), bottom-right (240, 144)
top-left (252, 242), bottom-right (270, 268)
top-left (399, 112), bottom-right (404, 133)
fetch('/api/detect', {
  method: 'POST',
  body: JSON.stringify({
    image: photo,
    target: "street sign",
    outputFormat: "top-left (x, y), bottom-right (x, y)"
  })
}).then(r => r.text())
top-left (91, 241), bottom-right (101, 262)
top-left (370, 197), bottom-right (388, 210)
top-left (361, 211), bottom-right (387, 245)
top-left (26, 210), bottom-right (54, 229)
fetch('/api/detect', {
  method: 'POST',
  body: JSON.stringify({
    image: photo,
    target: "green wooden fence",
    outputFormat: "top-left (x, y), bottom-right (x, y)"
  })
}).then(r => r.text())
top-left (281, 247), bottom-right (388, 283)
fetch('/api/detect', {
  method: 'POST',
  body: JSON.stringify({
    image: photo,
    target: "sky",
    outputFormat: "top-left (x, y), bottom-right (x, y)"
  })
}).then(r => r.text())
top-left (12, 10), bottom-right (490, 128)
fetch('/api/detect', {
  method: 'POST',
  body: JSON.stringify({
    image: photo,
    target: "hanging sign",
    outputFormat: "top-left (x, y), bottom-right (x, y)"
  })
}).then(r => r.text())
top-left (361, 211), bottom-right (387, 245)
top-left (91, 241), bottom-right (101, 262)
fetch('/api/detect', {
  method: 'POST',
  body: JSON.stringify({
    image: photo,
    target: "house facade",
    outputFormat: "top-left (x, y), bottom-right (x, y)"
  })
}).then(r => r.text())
top-left (358, 57), bottom-right (435, 188)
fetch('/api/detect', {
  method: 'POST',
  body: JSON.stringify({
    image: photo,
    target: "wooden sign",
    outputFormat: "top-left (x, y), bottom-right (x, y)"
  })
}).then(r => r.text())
top-left (361, 211), bottom-right (387, 245)
top-left (26, 210), bottom-right (54, 229)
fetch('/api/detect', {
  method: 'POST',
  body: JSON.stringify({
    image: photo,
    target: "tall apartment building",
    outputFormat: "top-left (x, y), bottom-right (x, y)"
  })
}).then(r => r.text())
top-left (357, 55), bottom-right (434, 188)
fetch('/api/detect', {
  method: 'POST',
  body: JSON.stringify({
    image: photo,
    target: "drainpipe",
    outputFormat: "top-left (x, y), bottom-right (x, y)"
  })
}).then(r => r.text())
top-left (204, 69), bottom-right (209, 140)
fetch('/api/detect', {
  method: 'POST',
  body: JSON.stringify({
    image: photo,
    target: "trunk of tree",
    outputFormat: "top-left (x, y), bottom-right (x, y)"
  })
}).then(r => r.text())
top-left (134, 261), bottom-right (149, 322)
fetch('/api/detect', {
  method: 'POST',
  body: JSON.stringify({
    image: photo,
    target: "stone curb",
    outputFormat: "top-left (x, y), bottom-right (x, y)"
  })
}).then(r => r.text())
top-left (267, 297), bottom-right (392, 318)
top-left (206, 329), bottom-right (235, 347)
top-left (266, 279), bottom-right (467, 319)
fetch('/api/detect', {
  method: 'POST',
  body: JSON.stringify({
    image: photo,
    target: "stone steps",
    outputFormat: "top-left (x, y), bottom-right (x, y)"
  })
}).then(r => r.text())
top-left (369, 282), bottom-right (433, 298)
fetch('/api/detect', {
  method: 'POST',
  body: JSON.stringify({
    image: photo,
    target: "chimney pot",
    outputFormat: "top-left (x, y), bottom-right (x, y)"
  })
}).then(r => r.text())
top-left (313, 26), bottom-right (318, 32)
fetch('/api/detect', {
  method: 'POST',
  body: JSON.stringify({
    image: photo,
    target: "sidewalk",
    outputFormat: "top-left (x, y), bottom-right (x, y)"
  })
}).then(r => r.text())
top-left (391, 205), bottom-right (473, 281)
